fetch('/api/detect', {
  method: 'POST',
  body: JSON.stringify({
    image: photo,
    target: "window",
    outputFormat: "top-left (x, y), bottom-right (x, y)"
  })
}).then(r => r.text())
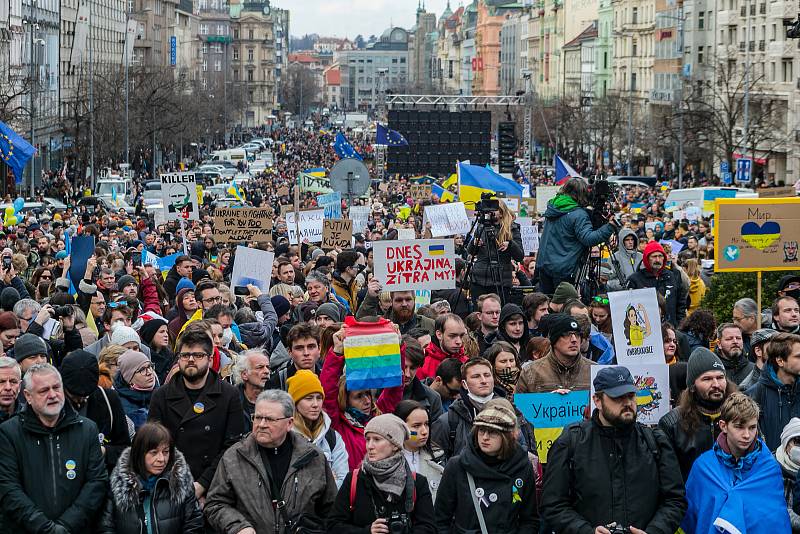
top-left (234, 28), bottom-right (239, 40)
top-left (248, 49), bottom-right (254, 61)
top-left (217, 24), bottom-right (224, 36)
top-left (631, 72), bottom-right (637, 91)
top-left (202, 60), bottom-right (207, 72)
top-left (233, 48), bottom-right (239, 60)
top-left (632, 40), bottom-right (638, 55)
top-left (698, 12), bottom-right (705, 29)
top-left (200, 24), bottom-right (208, 35)
top-left (247, 69), bottom-right (254, 82)
top-left (632, 7), bottom-right (638, 24)
top-left (698, 46), bottom-right (704, 63)
top-left (233, 69), bottom-right (239, 81)
top-left (783, 59), bottom-right (793, 82)
top-left (248, 29), bottom-right (254, 40)
top-left (214, 60), bottom-right (221, 72)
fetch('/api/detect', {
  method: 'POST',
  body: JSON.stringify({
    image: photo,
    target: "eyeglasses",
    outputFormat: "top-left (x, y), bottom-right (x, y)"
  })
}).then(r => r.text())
top-left (592, 296), bottom-right (610, 305)
top-left (177, 352), bottom-right (209, 361)
top-left (91, 300), bottom-right (106, 306)
top-left (134, 364), bottom-right (153, 375)
top-left (202, 296), bottom-right (222, 304)
top-left (253, 415), bottom-right (290, 425)
top-left (40, 274), bottom-right (52, 280)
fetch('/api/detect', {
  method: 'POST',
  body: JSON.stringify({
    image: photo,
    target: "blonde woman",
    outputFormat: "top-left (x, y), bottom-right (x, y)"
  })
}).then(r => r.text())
top-left (684, 258), bottom-right (707, 315)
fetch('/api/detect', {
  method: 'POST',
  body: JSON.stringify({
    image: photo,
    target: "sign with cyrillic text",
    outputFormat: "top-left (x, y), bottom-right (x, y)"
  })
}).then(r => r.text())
top-left (608, 287), bottom-right (664, 365)
top-left (213, 207), bottom-right (273, 242)
top-left (286, 209), bottom-right (325, 244)
top-left (372, 239), bottom-right (456, 292)
top-left (515, 390), bottom-right (590, 462)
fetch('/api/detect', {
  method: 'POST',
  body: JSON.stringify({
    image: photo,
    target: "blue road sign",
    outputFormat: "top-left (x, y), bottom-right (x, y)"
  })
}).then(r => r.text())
top-left (735, 158), bottom-right (752, 183)
top-left (170, 36), bottom-right (177, 67)
top-left (720, 161), bottom-right (730, 173)
top-left (722, 171), bottom-right (732, 185)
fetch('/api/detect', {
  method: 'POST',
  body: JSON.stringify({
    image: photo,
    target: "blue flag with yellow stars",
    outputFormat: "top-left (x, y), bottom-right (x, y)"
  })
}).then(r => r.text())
top-left (0, 121), bottom-right (36, 184)
top-left (333, 132), bottom-right (363, 161)
top-left (376, 123), bottom-right (409, 146)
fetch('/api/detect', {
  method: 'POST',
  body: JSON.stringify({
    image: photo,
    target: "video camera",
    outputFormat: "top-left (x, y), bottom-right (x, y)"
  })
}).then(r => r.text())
top-left (476, 192), bottom-right (500, 225)
top-left (586, 175), bottom-right (619, 229)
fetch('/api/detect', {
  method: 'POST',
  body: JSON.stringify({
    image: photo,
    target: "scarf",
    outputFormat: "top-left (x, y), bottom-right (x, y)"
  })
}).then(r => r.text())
top-left (295, 412), bottom-right (325, 441)
top-left (776, 444), bottom-right (800, 475)
top-left (495, 367), bottom-right (520, 397)
top-left (361, 450), bottom-right (409, 501)
top-left (346, 407), bottom-right (371, 426)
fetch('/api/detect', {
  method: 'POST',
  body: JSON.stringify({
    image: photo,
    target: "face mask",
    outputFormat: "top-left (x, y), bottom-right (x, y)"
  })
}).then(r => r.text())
top-left (785, 288), bottom-right (800, 302)
top-left (790, 446), bottom-right (800, 465)
top-left (221, 327), bottom-right (233, 348)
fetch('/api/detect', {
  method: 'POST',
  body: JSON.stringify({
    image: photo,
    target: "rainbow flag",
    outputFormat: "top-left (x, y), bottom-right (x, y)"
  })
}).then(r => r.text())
top-left (344, 316), bottom-right (402, 391)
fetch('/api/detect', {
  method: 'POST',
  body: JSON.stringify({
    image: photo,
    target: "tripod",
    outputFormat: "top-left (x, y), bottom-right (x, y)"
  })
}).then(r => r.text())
top-left (454, 212), bottom-right (506, 312)
top-left (573, 239), bottom-right (627, 302)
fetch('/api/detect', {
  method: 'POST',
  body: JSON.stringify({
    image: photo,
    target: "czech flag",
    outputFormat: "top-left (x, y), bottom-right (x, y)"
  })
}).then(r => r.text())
top-left (554, 155), bottom-right (582, 185)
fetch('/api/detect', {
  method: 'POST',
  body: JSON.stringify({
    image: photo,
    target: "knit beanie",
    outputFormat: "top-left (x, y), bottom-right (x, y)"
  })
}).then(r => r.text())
top-left (138, 318), bottom-right (168, 346)
top-left (686, 347), bottom-right (726, 387)
top-left (316, 302), bottom-right (343, 323)
top-left (13, 333), bottom-right (49, 363)
top-left (0, 287), bottom-right (19, 311)
top-left (176, 277), bottom-right (195, 294)
top-left (781, 418), bottom-right (800, 449)
top-left (118, 350), bottom-right (150, 384)
top-left (286, 369), bottom-right (325, 404)
top-left (364, 413), bottom-right (409, 450)
top-left (111, 325), bottom-right (141, 348)
top-left (271, 295), bottom-right (290, 318)
top-left (60, 349), bottom-right (100, 397)
top-left (547, 313), bottom-right (582, 344)
top-left (474, 397), bottom-right (517, 433)
top-left (551, 281), bottom-right (579, 304)
top-left (117, 275), bottom-right (137, 291)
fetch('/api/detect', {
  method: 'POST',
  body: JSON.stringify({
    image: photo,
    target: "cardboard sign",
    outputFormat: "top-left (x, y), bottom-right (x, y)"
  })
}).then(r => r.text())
top-left (372, 239), bottom-right (457, 292)
top-left (161, 173), bottom-right (199, 221)
top-left (515, 390), bottom-right (590, 462)
top-left (230, 246), bottom-right (275, 292)
top-left (758, 186), bottom-right (796, 199)
top-left (608, 288), bottom-right (665, 365)
top-left (536, 186), bottom-right (560, 214)
top-left (714, 198), bottom-right (800, 272)
top-left (317, 191), bottom-right (342, 219)
top-left (286, 209), bottom-right (325, 244)
top-left (213, 207), bottom-right (274, 242)
top-left (349, 205), bottom-right (370, 233)
top-left (423, 202), bottom-right (470, 237)
top-left (322, 219), bottom-right (353, 250)
top-left (410, 184), bottom-right (432, 200)
top-left (590, 364), bottom-right (670, 425)
top-left (277, 186), bottom-right (290, 196)
top-left (521, 225), bottom-right (540, 254)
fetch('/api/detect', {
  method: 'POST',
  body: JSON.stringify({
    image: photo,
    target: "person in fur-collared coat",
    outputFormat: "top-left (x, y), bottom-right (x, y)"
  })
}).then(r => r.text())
top-left (99, 422), bottom-right (204, 534)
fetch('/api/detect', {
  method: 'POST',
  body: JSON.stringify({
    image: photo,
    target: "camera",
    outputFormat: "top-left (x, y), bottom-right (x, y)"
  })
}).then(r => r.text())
top-left (606, 524), bottom-right (631, 534)
top-left (476, 192), bottom-right (500, 214)
top-left (52, 305), bottom-right (74, 319)
top-left (386, 511), bottom-right (409, 534)
top-left (586, 175), bottom-right (619, 229)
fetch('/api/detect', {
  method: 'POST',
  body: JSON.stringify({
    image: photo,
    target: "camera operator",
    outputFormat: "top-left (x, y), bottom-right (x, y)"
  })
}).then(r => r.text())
top-left (467, 198), bottom-right (524, 306)
top-left (535, 178), bottom-right (618, 296)
top-left (23, 302), bottom-right (83, 367)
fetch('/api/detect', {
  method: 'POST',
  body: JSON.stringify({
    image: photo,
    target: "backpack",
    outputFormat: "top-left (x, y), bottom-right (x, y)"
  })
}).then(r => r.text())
top-left (565, 422), bottom-right (661, 478)
top-left (323, 426), bottom-right (336, 452)
top-left (349, 468), bottom-right (417, 512)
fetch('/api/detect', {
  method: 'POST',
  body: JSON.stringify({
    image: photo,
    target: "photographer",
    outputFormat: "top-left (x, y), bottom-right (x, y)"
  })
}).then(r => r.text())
top-left (536, 178), bottom-right (618, 296)
top-left (22, 301), bottom-right (83, 367)
top-left (467, 199), bottom-right (524, 306)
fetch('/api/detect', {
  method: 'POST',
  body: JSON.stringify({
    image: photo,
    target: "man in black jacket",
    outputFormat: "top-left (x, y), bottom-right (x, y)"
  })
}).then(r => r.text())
top-left (627, 241), bottom-right (687, 326)
top-left (542, 366), bottom-right (686, 534)
top-left (148, 327), bottom-right (244, 506)
top-left (0, 363), bottom-right (108, 533)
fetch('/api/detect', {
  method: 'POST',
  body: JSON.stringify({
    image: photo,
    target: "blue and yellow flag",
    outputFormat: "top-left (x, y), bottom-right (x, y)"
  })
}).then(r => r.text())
top-left (227, 179), bottom-right (246, 203)
top-left (458, 162), bottom-right (523, 208)
top-left (442, 173), bottom-right (458, 189)
top-left (304, 167), bottom-right (326, 178)
top-left (432, 183), bottom-right (455, 203)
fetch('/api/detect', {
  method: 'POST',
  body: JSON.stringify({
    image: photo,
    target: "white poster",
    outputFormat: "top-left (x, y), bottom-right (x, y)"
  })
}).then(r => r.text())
top-left (521, 225), bottom-right (539, 254)
top-left (69, 2), bottom-right (90, 65)
top-left (160, 173), bottom-right (199, 221)
top-left (423, 202), bottom-right (470, 237)
top-left (373, 239), bottom-right (457, 292)
top-left (397, 228), bottom-right (416, 240)
top-left (536, 186), bottom-right (560, 214)
top-left (516, 217), bottom-right (533, 227)
top-left (501, 197), bottom-right (520, 214)
top-left (286, 209), bottom-right (325, 244)
top-left (608, 287), bottom-right (665, 365)
top-left (231, 246), bottom-right (275, 292)
top-left (349, 205), bottom-right (370, 233)
top-left (590, 364), bottom-right (671, 426)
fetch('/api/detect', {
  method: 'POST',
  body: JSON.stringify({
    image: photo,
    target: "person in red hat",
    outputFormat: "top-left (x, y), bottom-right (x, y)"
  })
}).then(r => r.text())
top-left (627, 241), bottom-right (687, 326)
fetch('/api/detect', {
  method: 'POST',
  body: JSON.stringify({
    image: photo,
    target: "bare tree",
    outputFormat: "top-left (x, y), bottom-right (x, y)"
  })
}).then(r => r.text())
top-left (279, 64), bottom-right (320, 118)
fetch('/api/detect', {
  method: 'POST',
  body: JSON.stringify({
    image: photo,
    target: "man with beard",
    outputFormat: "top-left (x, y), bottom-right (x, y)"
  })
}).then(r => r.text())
top-left (148, 328), bottom-right (244, 507)
top-left (627, 241), bottom-right (687, 326)
top-left (746, 332), bottom-right (800, 451)
top-left (715, 323), bottom-right (753, 386)
top-left (417, 314), bottom-right (468, 381)
top-left (659, 347), bottom-right (735, 480)
top-left (357, 279), bottom-right (435, 335)
top-left (542, 367), bottom-right (686, 534)
top-left (234, 348), bottom-right (271, 427)
top-left (772, 296), bottom-right (800, 334)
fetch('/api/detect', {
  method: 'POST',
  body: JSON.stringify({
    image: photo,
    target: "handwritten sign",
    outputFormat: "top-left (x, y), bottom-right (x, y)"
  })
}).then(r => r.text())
top-left (322, 219), bottom-right (353, 250)
top-left (410, 184), bottom-right (432, 200)
top-left (608, 287), bottom-right (664, 365)
top-left (317, 191), bottom-right (342, 219)
top-left (349, 206), bottom-right (370, 233)
top-left (535, 186), bottom-right (560, 214)
top-left (230, 246), bottom-right (275, 292)
top-left (423, 202), bottom-right (470, 237)
top-left (590, 364), bottom-right (670, 426)
top-left (372, 239), bottom-right (457, 292)
top-left (397, 228), bottom-right (416, 240)
top-left (521, 225), bottom-right (539, 254)
top-left (286, 209), bottom-right (325, 244)
top-left (213, 207), bottom-right (274, 242)
top-left (515, 390), bottom-right (590, 462)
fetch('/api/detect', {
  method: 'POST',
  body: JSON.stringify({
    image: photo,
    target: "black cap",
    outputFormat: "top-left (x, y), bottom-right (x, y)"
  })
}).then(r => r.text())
top-left (777, 274), bottom-right (800, 295)
top-left (547, 313), bottom-right (582, 343)
top-left (593, 366), bottom-right (637, 398)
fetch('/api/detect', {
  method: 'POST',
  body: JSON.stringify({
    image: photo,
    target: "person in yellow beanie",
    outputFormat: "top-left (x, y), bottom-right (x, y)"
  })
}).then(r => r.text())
top-left (288, 370), bottom-right (349, 487)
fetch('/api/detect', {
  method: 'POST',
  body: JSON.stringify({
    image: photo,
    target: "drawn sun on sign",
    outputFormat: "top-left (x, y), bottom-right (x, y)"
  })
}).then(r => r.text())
top-left (634, 375), bottom-right (662, 416)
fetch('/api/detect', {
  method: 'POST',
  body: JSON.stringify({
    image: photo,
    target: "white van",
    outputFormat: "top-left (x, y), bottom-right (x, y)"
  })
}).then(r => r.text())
top-left (210, 149), bottom-right (247, 163)
top-left (665, 187), bottom-right (757, 216)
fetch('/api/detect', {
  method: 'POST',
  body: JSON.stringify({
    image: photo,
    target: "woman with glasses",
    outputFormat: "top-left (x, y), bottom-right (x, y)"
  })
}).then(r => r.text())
top-left (115, 349), bottom-right (158, 431)
top-left (663, 323), bottom-right (688, 407)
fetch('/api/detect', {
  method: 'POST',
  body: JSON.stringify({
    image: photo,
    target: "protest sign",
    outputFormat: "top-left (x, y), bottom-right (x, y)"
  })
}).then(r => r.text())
top-left (322, 219), bottom-right (353, 250)
top-left (344, 316), bottom-right (402, 390)
top-left (758, 186), bottom-right (796, 198)
top-left (423, 202), bottom-right (470, 237)
top-left (590, 364), bottom-right (670, 426)
top-left (659, 239), bottom-right (684, 255)
top-left (68, 235), bottom-right (96, 289)
top-left (160, 173), bottom-right (199, 221)
top-left (515, 390), bottom-right (590, 462)
top-left (536, 186), bottom-right (560, 214)
top-left (286, 209), bottom-right (325, 244)
top-left (521, 225), bottom-right (540, 254)
top-left (410, 184), bottom-right (432, 200)
top-left (516, 216), bottom-right (533, 226)
top-left (230, 246), bottom-right (275, 292)
top-left (501, 197), bottom-right (520, 214)
top-left (372, 239), bottom-right (457, 292)
top-left (317, 191), bottom-right (342, 219)
top-left (349, 205), bottom-right (370, 233)
top-left (299, 173), bottom-right (333, 194)
top-left (414, 290), bottom-right (431, 310)
top-left (277, 185), bottom-right (290, 197)
top-left (397, 228), bottom-right (416, 240)
top-left (608, 288), bottom-right (664, 365)
top-left (213, 207), bottom-right (274, 242)
top-left (714, 198), bottom-right (800, 272)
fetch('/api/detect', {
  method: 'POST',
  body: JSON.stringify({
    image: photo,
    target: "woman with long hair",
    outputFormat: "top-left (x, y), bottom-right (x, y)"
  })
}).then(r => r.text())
top-left (467, 200), bottom-right (524, 305)
top-left (138, 318), bottom-right (174, 384)
top-left (684, 258), bottom-right (707, 316)
top-left (663, 323), bottom-right (688, 407)
top-left (327, 414), bottom-right (436, 533)
top-left (100, 422), bottom-right (203, 534)
top-left (394, 400), bottom-right (446, 502)
top-left (623, 303), bottom-right (652, 347)
top-left (589, 294), bottom-right (613, 339)
top-left (435, 398), bottom-right (540, 532)
top-left (679, 308), bottom-right (717, 356)
top-left (30, 266), bottom-right (54, 299)
top-left (484, 341), bottom-right (521, 398)
top-left (288, 369), bottom-right (350, 488)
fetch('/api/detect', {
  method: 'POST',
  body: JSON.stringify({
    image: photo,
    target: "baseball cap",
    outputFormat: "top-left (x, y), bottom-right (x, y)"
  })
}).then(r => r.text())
top-left (593, 366), bottom-right (637, 398)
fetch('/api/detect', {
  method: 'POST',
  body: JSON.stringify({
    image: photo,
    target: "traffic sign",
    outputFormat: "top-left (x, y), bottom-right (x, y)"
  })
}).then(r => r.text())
top-left (720, 161), bottom-right (730, 173)
top-left (735, 158), bottom-right (752, 183)
top-left (722, 172), bottom-right (732, 185)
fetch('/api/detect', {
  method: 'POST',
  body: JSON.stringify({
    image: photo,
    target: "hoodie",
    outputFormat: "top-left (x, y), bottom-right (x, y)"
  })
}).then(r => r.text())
top-left (486, 303), bottom-right (530, 356)
top-left (608, 228), bottom-right (643, 290)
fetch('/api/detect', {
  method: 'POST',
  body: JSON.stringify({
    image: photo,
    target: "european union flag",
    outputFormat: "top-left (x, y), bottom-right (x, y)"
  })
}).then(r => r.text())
top-left (376, 123), bottom-right (409, 147)
top-left (0, 121), bottom-right (36, 184)
top-left (333, 132), bottom-right (363, 161)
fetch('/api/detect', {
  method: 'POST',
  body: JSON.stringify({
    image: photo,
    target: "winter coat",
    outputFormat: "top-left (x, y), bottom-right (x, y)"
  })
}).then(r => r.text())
top-left (435, 439), bottom-right (539, 533)
top-left (113, 373), bottom-right (154, 431)
top-left (536, 198), bottom-right (615, 280)
top-left (516, 350), bottom-right (595, 393)
top-left (356, 293), bottom-right (435, 335)
top-left (418, 340), bottom-right (467, 381)
top-left (608, 228), bottom-right (643, 290)
top-left (151, 346), bottom-right (175, 385)
top-left (746, 366), bottom-right (800, 452)
top-left (403, 376), bottom-right (444, 422)
top-left (147, 369), bottom-right (245, 490)
top-left (541, 412), bottom-right (687, 534)
top-left (327, 465), bottom-right (437, 533)
top-left (628, 265), bottom-right (687, 327)
top-left (162, 265), bottom-right (184, 302)
top-left (99, 448), bottom-right (204, 534)
top-left (658, 405), bottom-right (722, 481)
top-left (167, 288), bottom-right (195, 342)
top-left (332, 272), bottom-right (359, 313)
top-left (405, 447), bottom-right (446, 502)
top-left (0, 403), bottom-right (109, 533)
top-left (321, 348), bottom-right (404, 470)
top-left (687, 275), bottom-right (706, 315)
top-left (720, 349), bottom-right (755, 387)
top-left (485, 303), bottom-right (530, 356)
top-left (204, 431), bottom-right (338, 534)
top-left (296, 413), bottom-right (350, 488)
top-left (237, 294), bottom-right (278, 352)
top-left (468, 221), bottom-right (525, 287)
top-left (84, 386), bottom-right (133, 471)
top-left (781, 464), bottom-right (800, 532)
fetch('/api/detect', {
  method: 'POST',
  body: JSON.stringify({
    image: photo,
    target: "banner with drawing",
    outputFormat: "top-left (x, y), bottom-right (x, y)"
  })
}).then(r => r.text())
top-left (515, 390), bottom-right (590, 463)
top-left (590, 364), bottom-right (670, 426)
top-left (608, 287), bottom-right (664, 365)
top-left (372, 239), bottom-right (457, 292)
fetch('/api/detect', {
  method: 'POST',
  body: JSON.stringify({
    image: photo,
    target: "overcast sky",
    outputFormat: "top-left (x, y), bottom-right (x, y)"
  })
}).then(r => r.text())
top-left (273, 0), bottom-right (453, 39)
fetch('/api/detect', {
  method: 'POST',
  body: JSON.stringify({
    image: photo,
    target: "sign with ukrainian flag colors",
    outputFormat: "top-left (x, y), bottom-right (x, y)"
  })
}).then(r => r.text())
top-left (343, 316), bottom-right (402, 391)
top-left (515, 390), bottom-right (590, 462)
top-left (372, 239), bottom-right (456, 292)
top-left (590, 364), bottom-right (670, 426)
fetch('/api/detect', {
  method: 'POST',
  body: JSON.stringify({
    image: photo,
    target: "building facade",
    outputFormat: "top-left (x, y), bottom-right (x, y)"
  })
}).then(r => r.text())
top-left (409, 4), bottom-right (437, 92)
top-left (339, 27), bottom-right (409, 110)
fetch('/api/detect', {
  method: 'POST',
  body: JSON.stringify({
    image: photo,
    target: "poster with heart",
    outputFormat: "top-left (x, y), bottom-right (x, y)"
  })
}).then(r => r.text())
top-left (715, 198), bottom-right (800, 272)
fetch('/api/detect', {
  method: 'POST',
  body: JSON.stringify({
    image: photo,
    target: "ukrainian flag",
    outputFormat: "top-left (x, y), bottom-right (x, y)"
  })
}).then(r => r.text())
top-left (431, 183), bottom-right (456, 203)
top-left (304, 167), bottom-right (326, 178)
top-left (457, 162), bottom-right (524, 208)
top-left (442, 173), bottom-right (458, 189)
top-left (227, 179), bottom-right (246, 203)
top-left (428, 244), bottom-right (445, 256)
